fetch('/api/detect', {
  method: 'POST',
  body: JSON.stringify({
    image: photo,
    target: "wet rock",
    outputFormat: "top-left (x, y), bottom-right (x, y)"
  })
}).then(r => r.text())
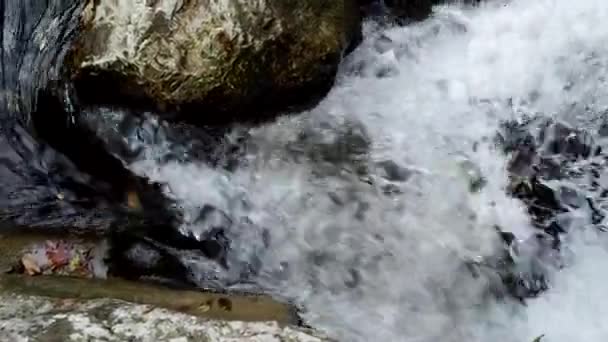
top-left (78, 107), bottom-right (233, 166)
top-left (556, 185), bottom-right (588, 209)
top-left (28, 93), bottom-right (179, 229)
top-left (474, 232), bottom-right (555, 302)
top-left (501, 270), bottom-right (549, 301)
top-left (384, 0), bottom-right (441, 21)
top-left (538, 121), bottom-right (594, 160)
top-left (510, 177), bottom-right (569, 228)
top-left (360, 0), bottom-right (483, 23)
top-left (17, 97), bottom-right (243, 288)
top-left (191, 206), bottom-right (233, 240)
top-left (0, 120), bottom-right (131, 231)
top-left (500, 117), bottom-right (601, 225)
top-left (358, 0), bottom-right (438, 22)
top-left (0, 0), bottom-right (183, 233)
top-left (0, 0), bottom-right (83, 117)
top-left (287, 118), bottom-right (372, 178)
top-left (496, 119), bottom-right (536, 154)
top-left (69, 0), bottom-right (361, 124)
top-left (358, 0), bottom-right (388, 19)
top-left (375, 160), bottom-right (412, 182)
top-left (107, 233), bottom-right (200, 288)
top-left (494, 117), bottom-right (593, 301)
top-left (598, 122), bottom-right (608, 137)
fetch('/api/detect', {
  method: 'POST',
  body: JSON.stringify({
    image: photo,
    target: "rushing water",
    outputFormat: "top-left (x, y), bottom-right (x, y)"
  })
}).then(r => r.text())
top-left (4, 0), bottom-right (608, 341)
top-left (128, 1), bottom-right (608, 341)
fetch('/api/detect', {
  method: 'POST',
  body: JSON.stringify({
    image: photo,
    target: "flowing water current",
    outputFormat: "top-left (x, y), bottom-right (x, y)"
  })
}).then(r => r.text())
top-left (5, 0), bottom-right (608, 341)
top-left (127, 1), bottom-right (608, 341)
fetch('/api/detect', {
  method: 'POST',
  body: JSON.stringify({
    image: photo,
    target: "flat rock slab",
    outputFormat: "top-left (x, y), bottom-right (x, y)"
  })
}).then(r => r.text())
top-left (0, 294), bottom-right (328, 342)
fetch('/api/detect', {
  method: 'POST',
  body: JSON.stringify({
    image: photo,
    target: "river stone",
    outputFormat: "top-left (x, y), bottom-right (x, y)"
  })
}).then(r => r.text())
top-left (68, 0), bottom-right (360, 123)
top-left (0, 294), bottom-right (328, 342)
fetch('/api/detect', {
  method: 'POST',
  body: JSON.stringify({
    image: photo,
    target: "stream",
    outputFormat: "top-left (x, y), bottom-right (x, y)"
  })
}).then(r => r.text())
top-left (3, 0), bottom-right (608, 341)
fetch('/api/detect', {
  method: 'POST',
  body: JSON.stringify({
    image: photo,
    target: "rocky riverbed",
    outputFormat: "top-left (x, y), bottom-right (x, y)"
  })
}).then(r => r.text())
top-left (0, 294), bottom-right (325, 342)
top-left (3, 0), bottom-right (608, 341)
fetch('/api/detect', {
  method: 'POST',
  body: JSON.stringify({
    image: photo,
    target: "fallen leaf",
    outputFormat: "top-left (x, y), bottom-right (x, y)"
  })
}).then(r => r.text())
top-left (69, 254), bottom-right (82, 272)
top-left (127, 190), bottom-right (142, 211)
top-left (21, 254), bottom-right (41, 276)
top-left (46, 241), bottom-right (69, 268)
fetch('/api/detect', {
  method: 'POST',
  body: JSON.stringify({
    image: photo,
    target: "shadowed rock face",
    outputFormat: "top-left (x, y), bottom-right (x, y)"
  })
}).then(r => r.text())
top-left (0, 0), bottom-right (126, 231)
top-left (0, 0), bottom-right (184, 279)
top-left (0, 0), bottom-right (82, 118)
top-left (359, 0), bottom-right (484, 23)
top-left (384, 0), bottom-right (439, 20)
top-left (69, 0), bottom-right (361, 125)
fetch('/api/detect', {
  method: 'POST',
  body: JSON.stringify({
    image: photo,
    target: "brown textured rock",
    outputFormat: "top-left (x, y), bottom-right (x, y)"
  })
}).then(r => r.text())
top-left (69, 0), bottom-right (360, 123)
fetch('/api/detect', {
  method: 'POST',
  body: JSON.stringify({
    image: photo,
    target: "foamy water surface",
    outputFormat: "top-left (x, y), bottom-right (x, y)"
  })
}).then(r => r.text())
top-left (131, 1), bottom-right (608, 341)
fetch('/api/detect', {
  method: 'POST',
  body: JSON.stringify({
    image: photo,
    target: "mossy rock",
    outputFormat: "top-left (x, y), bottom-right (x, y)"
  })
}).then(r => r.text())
top-left (69, 0), bottom-right (361, 123)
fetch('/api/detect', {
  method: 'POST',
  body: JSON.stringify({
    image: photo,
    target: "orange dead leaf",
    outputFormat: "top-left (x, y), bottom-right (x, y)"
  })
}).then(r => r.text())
top-left (46, 241), bottom-right (69, 268)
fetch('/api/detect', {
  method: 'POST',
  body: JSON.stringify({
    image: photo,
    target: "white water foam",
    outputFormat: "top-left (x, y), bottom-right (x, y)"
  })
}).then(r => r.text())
top-left (477, 230), bottom-right (608, 342)
top-left (131, 0), bottom-right (608, 341)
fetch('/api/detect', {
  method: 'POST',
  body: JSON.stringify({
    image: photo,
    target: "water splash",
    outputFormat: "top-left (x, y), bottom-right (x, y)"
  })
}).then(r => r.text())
top-left (129, 0), bottom-right (608, 341)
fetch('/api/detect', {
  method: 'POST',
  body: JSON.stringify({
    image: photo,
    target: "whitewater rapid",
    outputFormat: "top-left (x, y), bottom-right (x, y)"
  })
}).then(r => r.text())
top-left (129, 1), bottom-right (608, 341)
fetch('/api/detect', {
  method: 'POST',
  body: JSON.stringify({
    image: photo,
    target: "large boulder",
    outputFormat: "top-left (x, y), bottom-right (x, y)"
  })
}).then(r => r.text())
top-left (68, 0), bottom-right (361, 124)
